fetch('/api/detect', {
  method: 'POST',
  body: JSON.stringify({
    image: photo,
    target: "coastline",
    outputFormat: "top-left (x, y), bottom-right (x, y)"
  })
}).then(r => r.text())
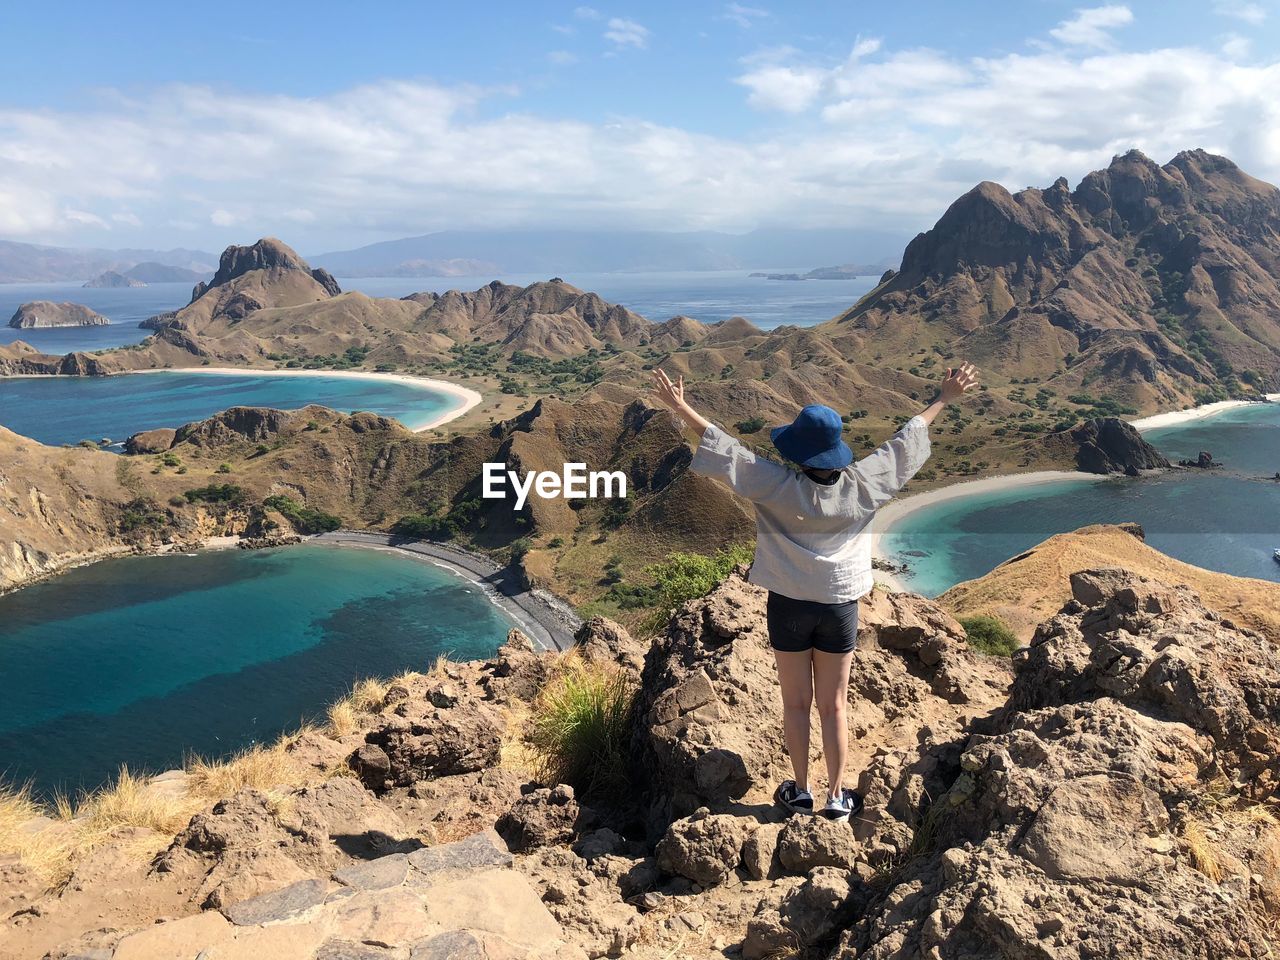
top-left (1128, 393), bottom-right (1280, 432)
top-left (309, 531), bottom-right (581, 652)
top-left (869, 471), bottom-right (1100, 590)
top-left (870, 391), bottom-right (1280, 591)
top-left (123, 366), bottom-right (484, 431)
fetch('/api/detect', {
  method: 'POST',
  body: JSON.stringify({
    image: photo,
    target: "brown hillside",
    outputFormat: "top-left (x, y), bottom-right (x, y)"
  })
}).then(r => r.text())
top-left (939, 521), bottom-right (1280, 641)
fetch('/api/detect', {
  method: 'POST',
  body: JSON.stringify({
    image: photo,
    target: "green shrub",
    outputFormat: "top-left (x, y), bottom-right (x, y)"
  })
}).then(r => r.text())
top-left (216, 463), bottom-right (232, 474)
top-left (118, 498), bottom-right (167, 534)
top-left (528, 659), bottom-right (635, 804)
top-left (510, 537), bottom-right (533, 562)
top-left (184, 484), bottom-right (247, 505)
top-left (632, 543), bottom-right (754, 631)
top-left (959, 614), bottom-right (1020, 656)
top-left (735, 416), bottom-right (767, 434)
top-left (547, 536), bottom-right (564, 549)
top-left (263, 494), bottom-right (342, 534)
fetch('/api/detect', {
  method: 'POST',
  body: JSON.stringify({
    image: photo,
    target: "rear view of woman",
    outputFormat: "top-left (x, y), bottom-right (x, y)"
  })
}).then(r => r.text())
top-left (650, 363), bottom-right (980, 820)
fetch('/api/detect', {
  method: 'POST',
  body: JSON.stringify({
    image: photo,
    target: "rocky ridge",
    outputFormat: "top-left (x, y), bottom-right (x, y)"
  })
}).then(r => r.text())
top-left (3, 557), bottom-right (1280, 958)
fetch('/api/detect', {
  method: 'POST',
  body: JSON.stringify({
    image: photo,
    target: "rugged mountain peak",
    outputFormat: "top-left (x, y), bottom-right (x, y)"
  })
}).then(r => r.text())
top-left (193, 237), bottom-right (341, 304)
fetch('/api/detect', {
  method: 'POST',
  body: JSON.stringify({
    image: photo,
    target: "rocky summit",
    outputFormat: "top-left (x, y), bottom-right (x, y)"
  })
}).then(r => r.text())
top-left (6, 549), bottom-right (1276, 959)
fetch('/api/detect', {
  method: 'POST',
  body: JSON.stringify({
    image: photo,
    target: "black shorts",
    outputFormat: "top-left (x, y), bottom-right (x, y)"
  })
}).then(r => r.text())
top-left (766, 591), bottom-right (859, 655)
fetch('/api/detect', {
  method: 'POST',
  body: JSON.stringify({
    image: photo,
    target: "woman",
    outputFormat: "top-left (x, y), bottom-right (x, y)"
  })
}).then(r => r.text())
top-left (650, 362), bottom-right (980, 820)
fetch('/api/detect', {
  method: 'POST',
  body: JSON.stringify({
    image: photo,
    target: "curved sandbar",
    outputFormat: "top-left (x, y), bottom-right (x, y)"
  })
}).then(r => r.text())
top-left (1128, 393), bottom-right (1280, 432)
top-left (124, 366), bottom-right (483, 431)
top-left (310, 530), bottom-right (581, 652)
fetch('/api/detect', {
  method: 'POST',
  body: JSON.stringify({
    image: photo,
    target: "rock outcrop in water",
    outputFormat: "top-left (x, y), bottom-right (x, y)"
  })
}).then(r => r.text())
top-left (1065, 416), bottom-right (1171, 474)
top-left (8, 300), bottom-right (109, 328)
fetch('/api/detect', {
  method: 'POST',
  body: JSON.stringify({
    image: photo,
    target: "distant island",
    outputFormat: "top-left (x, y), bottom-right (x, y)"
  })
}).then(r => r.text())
top-left (82, 262), bottom-right (208, 288)
top-left (750, 263), bottom-right (897, 281)
top-left (8, 300), bottom-right (110, 328)
top-left (83, 270), bottom-right (146, 288)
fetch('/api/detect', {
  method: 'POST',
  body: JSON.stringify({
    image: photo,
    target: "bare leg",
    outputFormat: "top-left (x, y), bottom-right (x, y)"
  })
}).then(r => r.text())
top-left (812, 650), bottom-right (854, 799)
top-left (772, 649), bottom-right (815, 790)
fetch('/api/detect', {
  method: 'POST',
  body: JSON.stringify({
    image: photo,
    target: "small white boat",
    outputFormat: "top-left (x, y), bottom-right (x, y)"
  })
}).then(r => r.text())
top-left (1274, 549), bottom-right (1280, 564)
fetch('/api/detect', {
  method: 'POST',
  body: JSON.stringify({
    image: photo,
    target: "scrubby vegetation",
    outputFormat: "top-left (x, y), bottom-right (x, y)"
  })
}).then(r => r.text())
top-left (183, 483), bottom-right (248, 505)
top-left (263, 494), bottom-right (342, 534)
top-left (959, 613), bottom-right (1020, 656)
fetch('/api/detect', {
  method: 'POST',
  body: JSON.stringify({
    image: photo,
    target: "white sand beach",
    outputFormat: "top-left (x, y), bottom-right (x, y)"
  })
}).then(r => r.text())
top-left (1129, 393), bottom-right (1280, 432)
top-left (125, 366), bottom-right (483, 431)
top-left (869, 470), bottom-right (1102, 591)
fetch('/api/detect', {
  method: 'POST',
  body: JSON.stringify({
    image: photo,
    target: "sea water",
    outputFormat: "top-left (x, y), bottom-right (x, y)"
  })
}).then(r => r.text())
top-left (0, 544), bottom-right (513, 798)
top-left (0, 370), bottom-right (459, 446)
top-left (880, 403), bottom-right (1280, 596)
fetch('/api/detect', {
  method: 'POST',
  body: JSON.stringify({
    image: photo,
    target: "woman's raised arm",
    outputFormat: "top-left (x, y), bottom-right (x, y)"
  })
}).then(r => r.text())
top-left (650, 368), bottom-right (712, 440)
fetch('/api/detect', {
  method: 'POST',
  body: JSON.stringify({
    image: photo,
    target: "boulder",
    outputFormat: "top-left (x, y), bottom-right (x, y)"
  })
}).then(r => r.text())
top-left (655, 808), bottom-right (747, 887)
top-left (743, 867), bottom-right (857, 960)
top-left (496, 784), bottom-right (590, 853)
top-left (740, 822), bottom-right (783, 881)
top-left (124, 428), bottom-right (177, 455)
top-left (364, 702), bottom-right (503, 785)
top-left (348, 743), bottom-right (392, 792)
top-left (776, 815), bottom-right (859, 872)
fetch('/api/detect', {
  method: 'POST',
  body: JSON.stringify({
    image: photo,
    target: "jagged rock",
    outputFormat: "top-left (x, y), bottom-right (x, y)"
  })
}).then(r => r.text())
top-left (776, 815), bottom-right (858, 872)
top-left (740, 822), bottom-right (783, 881)
top-left (496, 785), bottom-right (589, 853)
top-left (1070, 417), bottom-right (1171, 474)
top-left (838, 570), bottom-right (1280, 959)
top-left (743, 867), bottom-right (857, 960)
top-left (348, 743), bottom-right (392, 792)
top-left (407, 830), bottom-right (513, 879)
top-left (123, 428), bottom-right (177, 455)
top-left (574, 616), bottom-right (646, 674)
top-left (364, 700), bottom-right (503, 785)
top-left (481, 628), bottom-right (551, 702)
top-left (333, 853), bottom-right (411, 891)
top-left (1180, 449), bottom-right (1221, 468)
top-left (655, 808), bottom-right (747, 887)
top-left (636, 572), bottom-right (1007, 824)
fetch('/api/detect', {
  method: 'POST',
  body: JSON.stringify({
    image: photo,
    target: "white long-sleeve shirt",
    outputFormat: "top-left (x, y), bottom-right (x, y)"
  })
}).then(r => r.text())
top-left (689, 416), bottom-right (931, 603)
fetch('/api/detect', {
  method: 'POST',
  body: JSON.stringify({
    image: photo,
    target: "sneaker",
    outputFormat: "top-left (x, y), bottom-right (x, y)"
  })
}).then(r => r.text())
top-left (773, 779), bottom-right (814, 815)
top-left (820, 788), bottom-right (864, 821)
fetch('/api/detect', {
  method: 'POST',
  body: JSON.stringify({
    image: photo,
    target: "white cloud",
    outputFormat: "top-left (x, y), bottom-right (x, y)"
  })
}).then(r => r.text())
top-left (111, 211), bottom-right (143, 227)
top-left (574, 6), bottom-right (600, 19)
top-left (548, 49), bottom-right (578, 65)
top-left (2, 36), bottom-right (1280, 248)
top-left (723, 3), bottom-right (769, 28)
top-left (64, 209), bottom-right (109, 228)
top-left (1048, 5), bottom-right (1134, 48)
top-left (1221, 32), bottom-right (1252, 58)
top-left (604, 17), bottom-right (649, 49)
top-left (737, 64), bottom-right (827, 112)
top-left (1213, 0), bottom-right (1267, 23)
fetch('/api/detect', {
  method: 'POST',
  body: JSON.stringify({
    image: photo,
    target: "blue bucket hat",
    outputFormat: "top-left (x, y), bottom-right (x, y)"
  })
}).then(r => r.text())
top-left (770, 404), bottom-right (852, 470)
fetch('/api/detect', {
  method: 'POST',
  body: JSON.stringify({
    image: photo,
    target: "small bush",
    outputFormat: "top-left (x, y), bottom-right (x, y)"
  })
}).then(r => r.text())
top-left (263, 494), bottom-right (342, 534)
top-left (216, 463), bottom-right (232, 474)
top-left (529, 658), bottom-right (635, 804)
top-left (959, 614), bottom-right (1019, 656)
top-left (735, 416), bottom-right (767, 434)
top-left (184, 483), bottom-right (247, 505)
top-left (510, 537), bottom-right (533, 562)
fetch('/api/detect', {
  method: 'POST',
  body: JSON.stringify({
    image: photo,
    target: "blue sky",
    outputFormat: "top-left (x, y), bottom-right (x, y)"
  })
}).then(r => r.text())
top-left (1, 0), bottom-right (1277, 253)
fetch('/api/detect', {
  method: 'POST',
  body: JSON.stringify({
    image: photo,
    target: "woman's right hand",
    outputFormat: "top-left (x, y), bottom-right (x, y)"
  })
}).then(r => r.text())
top-left (939, 362), bottom-right (980, 403)
top-left (650, 368), bottom-right (687, 412)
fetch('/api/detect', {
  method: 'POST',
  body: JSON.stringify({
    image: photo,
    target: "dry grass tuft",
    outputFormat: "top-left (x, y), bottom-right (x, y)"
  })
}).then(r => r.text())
top-left (1182, 818), bottom-right (1224, 882)
top-left (185, 742), bottom-right (310, 802)
top-left (78, 766), bottom-right (192, 836)
top-left (528, 654), bottom-right (634, 804)
top-left (326, 676), bottom-right (396, 736)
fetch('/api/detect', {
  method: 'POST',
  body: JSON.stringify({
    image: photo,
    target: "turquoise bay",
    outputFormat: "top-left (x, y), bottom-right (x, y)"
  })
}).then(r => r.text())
top-left (0, 370), bottom-right (459, 446)
top-left (0, 544), bottom-right (514, 798)
top-left (881, 403), bottom-right (1280, 596)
